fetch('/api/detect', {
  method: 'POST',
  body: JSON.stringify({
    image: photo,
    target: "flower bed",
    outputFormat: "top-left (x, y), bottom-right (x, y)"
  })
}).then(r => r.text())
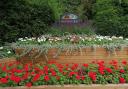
top-left (0, 60), bottom-right (128, 88)
top-left (12, 35), bottom-right (128, 64)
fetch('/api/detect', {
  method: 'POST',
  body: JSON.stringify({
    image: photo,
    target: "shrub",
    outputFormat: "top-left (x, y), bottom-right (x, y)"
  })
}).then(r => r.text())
top-left (0, 0), bottom-right (55, 43)
top-left (93, 0), bottom-right (128, 37)
top-left (47, 26), bottom-right (95, 36)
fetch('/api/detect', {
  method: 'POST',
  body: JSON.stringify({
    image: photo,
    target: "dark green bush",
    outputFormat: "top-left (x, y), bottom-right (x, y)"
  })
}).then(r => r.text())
top-left (93, 0), bottom-right (128, 37)
top-left (0, 0), bottom-right (55, 43)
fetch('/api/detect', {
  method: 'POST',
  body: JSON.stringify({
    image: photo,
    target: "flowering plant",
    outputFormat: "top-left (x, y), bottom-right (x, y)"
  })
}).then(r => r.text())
top-left (16, 35), bottom-right (128, 45)
top-left (12, 35), bottom-right (128, 60)
top-left (0, 60), bottom-right (128, 87)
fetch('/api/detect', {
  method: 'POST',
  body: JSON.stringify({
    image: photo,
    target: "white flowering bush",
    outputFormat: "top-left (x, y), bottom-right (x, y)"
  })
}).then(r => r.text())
top-left (16, 35), bottom-right (128, 46)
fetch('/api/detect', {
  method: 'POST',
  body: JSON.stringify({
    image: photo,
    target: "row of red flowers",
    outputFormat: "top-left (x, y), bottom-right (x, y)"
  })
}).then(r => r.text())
top-left (0, 60), bottom-right (128, 87)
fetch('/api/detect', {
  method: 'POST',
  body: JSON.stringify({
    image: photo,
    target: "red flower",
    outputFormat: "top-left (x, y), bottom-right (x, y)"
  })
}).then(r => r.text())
top-left (32, 74), bottom-right (40, 82)
top-left (71, 66), bottom-right (76, 70)
top-left (31, 72), bottom-right (35, 75)
top-left (59, 68), bottom-right (63, 73)
top-left (56, 76), bottom-right (60, 80)
top-left (81, 76), bottom-right (85, 80)
top-left (88, 72), bottom-right (96, 81)
top-left (43, 66), bottom-right (48, 71)
top-left (97, 60), bottom-right (104, 67)
top-left (22, 72), bottom-right (29, 80)
top-left (45, 71), bottom-right (48, 75)
top-left (119, 77), bottom-right (126, 83)
top-left (0, 78), bottom-right (8, 84)
top-left (83, 64), bottom-right (88, 67)
top-left (2, 65), bottom-right (7, 72)
top-left (51, 71), bottom-right (56, 76)
top-left (44, 75), bottom-right (50, 81)
top-left (69, 72), bottom-right (76, 77)
top-left (110, 60), bottom-right (118, 66)
top-left (76, 75), bottom-right (80, 80)
top-left (63, 72), bottom-right (67, 75)
top-left (50, 68), bottom-right (54, 72)
top-left (122, 60), bottom-right (127, 65)
top-left (16, 69), bottom-right (22, 73)
top-left (39, 70), bottom-right (44, 75)
top-left (91, 76), bottom-right (96, 81)
top-left (65, 64), bottom-right (69, 67)
top-left (120, 69), bottom-right (125, 73)
top-left (66, 67), bottom-right (70, 71)
top-left (24, 64), bottom-right (29, 72)
top-left (98, 67), bottom-right (105, 75)
top-left (73, 64), bottom-right (78, 68)
top-left (34, 67), bottom-right (41, 71)
top-left (106, 68), bottom-right (112, 73)
top-left (8, 63), bottom-right (13, 67)
top-left (57, 64), bottom-right (64, 68)
top-left (5, 76), bottom-right (9, 79)
top-left (26, 82), bottom-right (32, 87)
top-left (10, 75), bottom-right (21, 83)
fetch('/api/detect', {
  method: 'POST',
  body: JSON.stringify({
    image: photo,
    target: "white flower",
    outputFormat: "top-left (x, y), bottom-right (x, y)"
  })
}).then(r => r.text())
top-left (7, 51), bottom-right (11, 54)
top-left (0, 47), bottom-right (3, 50)
top-left (81, 38), bottom-right (85, 41)
top-left (88, 38), bottom-right (92, 41)
top-left (28, 38), bottom-right (32, 41)
top-left (119, 36), bottom-right (123, 39)
top-left (111, 36), bottom-right (117, 39)
top-left (37, 38), bottom-right (41, 43)
top-left (98, 39), bottom-right (102, 41)
top-left (23, 39), bottom-right (26, 41)
top-left (25, 37), bottom-right (28, 39)
top-left (31, 37), bottom-right (36, 40)
top-left (18, 38), bottom-right (23, 41)
top-left (125, 38), bottom-right (128, 41)
top-left (108, 38), bottom-right (112, 41)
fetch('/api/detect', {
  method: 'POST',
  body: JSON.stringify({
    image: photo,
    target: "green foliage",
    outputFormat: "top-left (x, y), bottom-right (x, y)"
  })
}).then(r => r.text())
top-left (47, 27), bottom-right (95, 36)
top-left (0, 0), bottom-right (55, 43)
top-left (57, 0), bottom-right (95, 20)
top-left (48, 0), bottom-right (64, 20)
top-left (93, 0), bottom-right (128, 37)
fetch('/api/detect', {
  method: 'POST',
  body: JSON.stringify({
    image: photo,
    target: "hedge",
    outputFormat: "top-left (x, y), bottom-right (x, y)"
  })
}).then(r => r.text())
top-left (0, 0), bottom-right (55, 43)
